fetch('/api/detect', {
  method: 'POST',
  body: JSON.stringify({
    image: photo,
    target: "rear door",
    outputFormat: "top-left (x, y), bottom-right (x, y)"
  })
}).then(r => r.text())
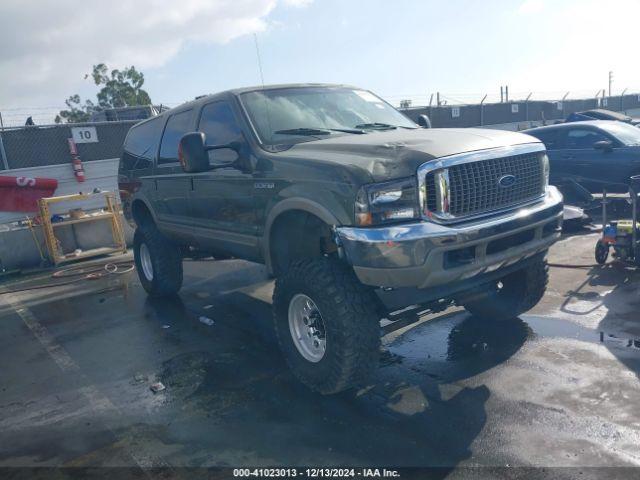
top-left (119, 117), bottom-right (163, 221)
top-left (190, 100), bottom-right (259, 260)
top-left (153, 109), bottom-right (195, 240)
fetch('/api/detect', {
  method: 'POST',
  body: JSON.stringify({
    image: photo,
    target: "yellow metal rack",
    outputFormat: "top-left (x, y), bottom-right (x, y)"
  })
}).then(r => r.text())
top-left (37, 192), bottom-right (127, 265)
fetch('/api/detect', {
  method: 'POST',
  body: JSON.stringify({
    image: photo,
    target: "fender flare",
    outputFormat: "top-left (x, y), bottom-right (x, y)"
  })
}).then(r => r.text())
top-left (130, 194), bottom-right (159, 226)
top-left (263, 197), bottom-right (342, 275)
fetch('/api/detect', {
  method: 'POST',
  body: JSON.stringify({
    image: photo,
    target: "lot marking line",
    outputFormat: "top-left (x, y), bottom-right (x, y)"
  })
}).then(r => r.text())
top-left (2, 294), bottom-right (172, 472)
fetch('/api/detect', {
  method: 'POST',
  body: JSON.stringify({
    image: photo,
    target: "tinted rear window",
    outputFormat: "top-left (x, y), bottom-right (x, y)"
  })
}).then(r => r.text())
top-left (159, 110), bottom-right (194, 164)
top-left (121, 117), bottom-right (163, 170)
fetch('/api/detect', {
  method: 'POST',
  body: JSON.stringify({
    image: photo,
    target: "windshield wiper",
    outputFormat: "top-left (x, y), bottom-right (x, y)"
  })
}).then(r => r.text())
top-left (354, 122), bottom-right (397, 130)
top-left (274, 128), bottom-right (332, 136)
top-left (274, 127), bottom-right (365, 136)
top-left (354, 123), bottom-right (417, 130)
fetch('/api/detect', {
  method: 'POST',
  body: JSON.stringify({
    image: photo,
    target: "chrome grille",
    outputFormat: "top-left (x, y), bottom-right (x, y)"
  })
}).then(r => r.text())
top-left (423, 150), bottom-right (545, 221)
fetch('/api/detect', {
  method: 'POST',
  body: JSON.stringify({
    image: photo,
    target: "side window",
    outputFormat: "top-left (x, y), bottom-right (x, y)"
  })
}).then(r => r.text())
top-left (531, 130), bottom-right (561, 151)
top-left (122, 117), bottom-right (163, 170)
top-left (565, 129), bottom-right (608, 149)
top-left (198, 102), bottom-right (242, 164)
top-left (158, 109), bottom-right (194, 164)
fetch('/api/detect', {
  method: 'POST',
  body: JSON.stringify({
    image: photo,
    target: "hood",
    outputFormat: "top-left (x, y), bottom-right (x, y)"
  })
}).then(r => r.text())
top-left (280, 128), bottom-right (542, 182)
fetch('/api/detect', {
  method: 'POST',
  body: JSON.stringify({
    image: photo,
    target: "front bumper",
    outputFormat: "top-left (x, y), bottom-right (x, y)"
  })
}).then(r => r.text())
top-left (336, 186), bottom-right (563, 289)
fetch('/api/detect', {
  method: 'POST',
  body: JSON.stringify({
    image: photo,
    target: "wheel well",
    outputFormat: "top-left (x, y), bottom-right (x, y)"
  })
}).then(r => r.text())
top-left (269, 210), bottom-right (337, 276)
top-left (131, 200), bottom-right (154, 227)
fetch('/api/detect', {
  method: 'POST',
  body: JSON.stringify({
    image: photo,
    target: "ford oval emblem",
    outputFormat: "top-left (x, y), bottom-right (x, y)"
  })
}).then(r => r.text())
top-left (498, 174), bottom-right (517, 188)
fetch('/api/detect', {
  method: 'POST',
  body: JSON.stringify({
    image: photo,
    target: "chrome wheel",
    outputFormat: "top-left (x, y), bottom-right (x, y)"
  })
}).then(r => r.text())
top-left (288, 294), bottom-right (327, 363)
top-left (139, 243), bottom-right (154, 281)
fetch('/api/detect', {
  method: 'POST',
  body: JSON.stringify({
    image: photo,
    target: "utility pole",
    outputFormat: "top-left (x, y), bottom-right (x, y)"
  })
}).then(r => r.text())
top-left (608, 71), bottom-right (613, 98)
top-left (505, 85), bottom-right (509, 102)
top-left (621, 87), bottom-right (628, 112)
top-left (500, 86), bottom-right (504, 103)
top-left (436, 92), bottom-right (441, 107)
top-left (480, 94), bottom-right (487, 126)
top-left (525, 92), bottom-right (532, 122)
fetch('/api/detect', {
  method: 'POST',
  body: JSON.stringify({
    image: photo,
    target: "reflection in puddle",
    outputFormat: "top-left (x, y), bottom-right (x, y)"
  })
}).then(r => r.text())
top-left (523, 315), bottom-right (640, 354)
top-left (599, 332), bottom-right (640, 350)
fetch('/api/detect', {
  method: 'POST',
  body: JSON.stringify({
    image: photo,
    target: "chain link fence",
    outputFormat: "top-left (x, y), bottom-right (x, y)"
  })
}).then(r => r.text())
top-left (400, 93), bottom-right (640, 129)
top-left (0, 120), bottom-right (138, 171)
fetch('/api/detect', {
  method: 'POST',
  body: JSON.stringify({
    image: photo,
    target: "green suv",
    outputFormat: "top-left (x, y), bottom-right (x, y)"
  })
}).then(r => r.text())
top-left (119, 84), bottom-right (563, 394)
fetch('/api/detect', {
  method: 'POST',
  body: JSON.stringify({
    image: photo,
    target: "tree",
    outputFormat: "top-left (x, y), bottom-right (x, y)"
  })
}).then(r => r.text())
top-left (55, 94), bottom-right (96, 123)
top-left (57, 64), bottom-right (152, 123)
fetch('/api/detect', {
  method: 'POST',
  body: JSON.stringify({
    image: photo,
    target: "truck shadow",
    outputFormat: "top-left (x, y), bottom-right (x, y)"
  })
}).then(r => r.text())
top-left (142, 274), bottom-right (531, 470)
top-left (557, 261), bottom-right (640, 382)
top-left (589, 265), bottom-right (640, 381)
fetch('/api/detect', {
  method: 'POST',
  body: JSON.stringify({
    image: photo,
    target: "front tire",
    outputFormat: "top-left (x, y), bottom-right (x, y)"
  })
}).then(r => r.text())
top-left (463, 255), bottom-right (549, 321)
top-left (134, 223), bottom-right (183, 297)
top-left (273, 258), bottom-right (380, 395)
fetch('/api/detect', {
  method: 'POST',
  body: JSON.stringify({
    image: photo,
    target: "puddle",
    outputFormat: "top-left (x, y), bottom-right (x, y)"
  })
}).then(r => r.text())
top-left (387, 312), bottom-right (640, 371)
top-left (523, 314), bottom-right (640, 353)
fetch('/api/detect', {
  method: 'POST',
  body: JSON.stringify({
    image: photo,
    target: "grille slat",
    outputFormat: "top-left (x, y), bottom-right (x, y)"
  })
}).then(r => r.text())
top-left (425, 152), bottom-right (544, 219)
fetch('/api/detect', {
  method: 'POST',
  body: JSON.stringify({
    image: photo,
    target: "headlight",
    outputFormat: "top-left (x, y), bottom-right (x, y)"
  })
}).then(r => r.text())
top-left (355, 177), bottom-right (419, 226)
top-left (541, 153), bottom-right (550, 187)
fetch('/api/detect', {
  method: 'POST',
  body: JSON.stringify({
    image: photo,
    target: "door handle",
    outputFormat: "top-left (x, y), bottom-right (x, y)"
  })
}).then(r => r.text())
top-left (562, 155), bottom-right (574, 160)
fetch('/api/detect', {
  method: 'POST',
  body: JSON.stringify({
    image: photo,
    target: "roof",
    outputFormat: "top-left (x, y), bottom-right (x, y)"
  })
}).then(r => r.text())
top-left (524, 120), bottom-right (617, 133)
top-left (131, 83), bottom-right (361, 127)
top-left (227, 82), bottom-right (357, 95)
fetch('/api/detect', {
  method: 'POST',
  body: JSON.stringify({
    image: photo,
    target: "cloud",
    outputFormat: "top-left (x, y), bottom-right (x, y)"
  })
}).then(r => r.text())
top-left (0, 0), bottom-right (310, 112)
top-left (509, 0), bottom-right (640, 97)
top-left (282, 0), bottom-right (314, 6)
top-left (518, 0), bottom-right (545, 15)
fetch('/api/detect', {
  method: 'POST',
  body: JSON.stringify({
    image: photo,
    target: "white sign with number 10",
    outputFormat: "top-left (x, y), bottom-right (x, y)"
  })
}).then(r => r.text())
top-left (71, 126), bottom-right (98, 144)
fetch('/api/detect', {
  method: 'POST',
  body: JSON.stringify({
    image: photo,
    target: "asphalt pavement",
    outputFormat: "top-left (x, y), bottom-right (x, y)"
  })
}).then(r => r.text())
top-left (0, 230), bottom-right (639, 478)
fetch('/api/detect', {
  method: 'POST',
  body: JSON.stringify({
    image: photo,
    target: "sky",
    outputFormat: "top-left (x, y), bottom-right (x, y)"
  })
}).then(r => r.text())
top-left (0, 0), bottom-right (638, 125)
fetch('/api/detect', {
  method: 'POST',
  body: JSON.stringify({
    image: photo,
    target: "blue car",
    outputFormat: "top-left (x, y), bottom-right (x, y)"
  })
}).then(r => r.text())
top-left (525, 120), bottom-right (640, 193)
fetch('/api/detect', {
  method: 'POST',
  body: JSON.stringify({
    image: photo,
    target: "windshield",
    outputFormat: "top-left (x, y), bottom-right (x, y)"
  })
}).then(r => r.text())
top-left (599, 121), bottom-right (640, 146)
top-left (239, 86), bottom-right (417, 145)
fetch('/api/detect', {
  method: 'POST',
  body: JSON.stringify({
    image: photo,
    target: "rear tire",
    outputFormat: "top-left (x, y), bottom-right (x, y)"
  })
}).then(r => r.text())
top-left (463, 255), bottom-right (549, 321)
top-left (134, 223), bottom-right (183, 297)
top-left (273, 258), bottom-right (380, 395)
top-left (595, 240), bottom-right (609, 265)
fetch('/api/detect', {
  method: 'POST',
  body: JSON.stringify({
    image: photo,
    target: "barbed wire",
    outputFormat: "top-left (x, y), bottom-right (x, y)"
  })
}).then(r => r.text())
top-left (3, 88), bottom-right (640, 127)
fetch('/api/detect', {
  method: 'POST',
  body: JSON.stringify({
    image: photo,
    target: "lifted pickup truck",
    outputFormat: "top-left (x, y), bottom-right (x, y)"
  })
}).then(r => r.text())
top-left (120, 84), bottom-right (563, 394)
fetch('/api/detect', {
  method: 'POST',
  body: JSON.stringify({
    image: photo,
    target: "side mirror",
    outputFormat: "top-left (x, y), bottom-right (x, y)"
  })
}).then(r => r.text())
top-left (179, 132), bottom-right (209, 173)
top-left (417, 114), bottom-right (432, 129)
top-left (593, 140), bottom-right (613, 152)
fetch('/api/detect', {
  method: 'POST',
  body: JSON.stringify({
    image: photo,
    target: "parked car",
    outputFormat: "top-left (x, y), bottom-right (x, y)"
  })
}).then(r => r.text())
top-left (525, 120), bottom-right (640, 193)
top-left (566, 108), bottom-right (640, 126)
top-left (120, 83), bottom-right (562, 394)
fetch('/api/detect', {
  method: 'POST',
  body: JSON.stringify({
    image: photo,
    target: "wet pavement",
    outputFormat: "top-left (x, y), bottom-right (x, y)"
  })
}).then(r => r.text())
top-left (0, 231), bottom-right (639, 474)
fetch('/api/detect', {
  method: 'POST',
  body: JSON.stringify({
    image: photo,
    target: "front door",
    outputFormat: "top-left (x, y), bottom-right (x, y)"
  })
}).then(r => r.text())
top-left (189, 100), bottom-right (259, 260)
top-left (562, 127), bottom-right (625, 189)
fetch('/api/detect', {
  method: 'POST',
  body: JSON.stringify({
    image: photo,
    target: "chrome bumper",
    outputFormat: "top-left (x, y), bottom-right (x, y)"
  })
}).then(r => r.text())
top-left (336, 186), bottom-right (563, 289)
